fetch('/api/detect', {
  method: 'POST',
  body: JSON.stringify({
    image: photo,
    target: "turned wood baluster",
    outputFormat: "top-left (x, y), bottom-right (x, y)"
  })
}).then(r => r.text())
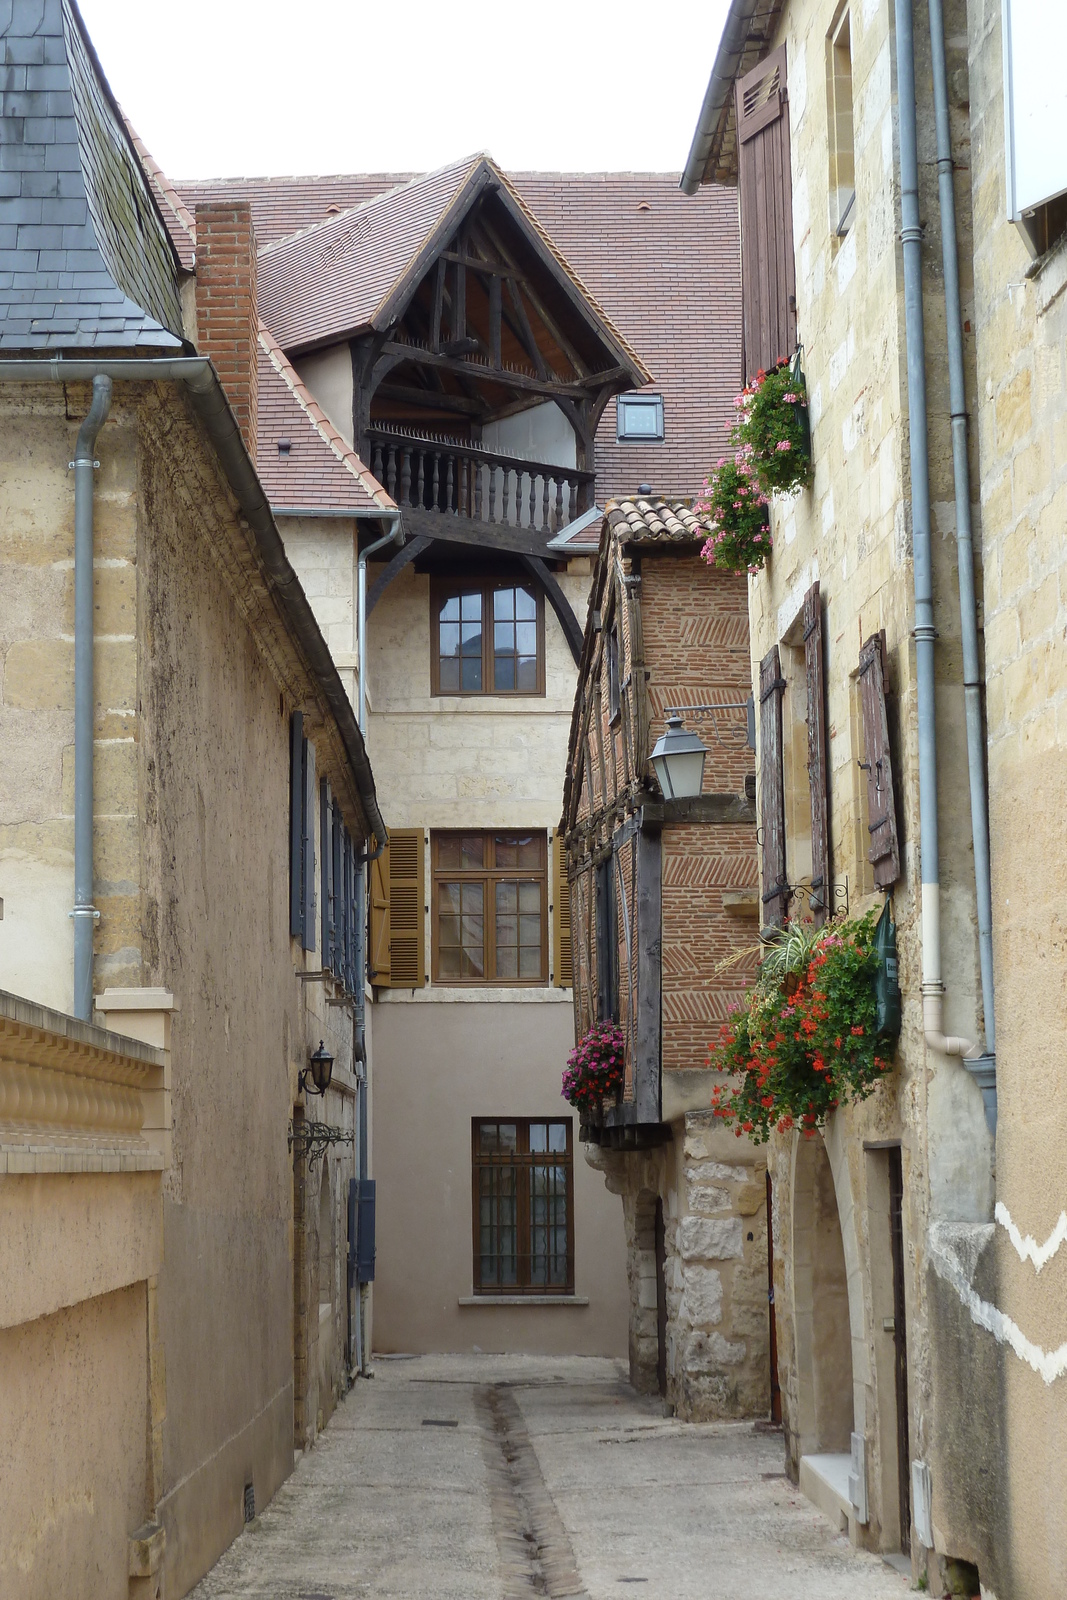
top-left (502, 467), bottom-right (511, 525)
top-left (400, 448), bottom-right (412, 507)
top-left (444, 455), bottom-right (454, 513)
top-left (431, 452), bottom-right (440, 511)
top-left (554, 476), bottom-right (564, 530)
top-left (488, 463), bottom-right (498, 524)
top-left (541, 473), bottom-right (550, 530)
top-left (372, 443), bottom-right (383, 484)
top-left (458, 455), bottom-right (468, 517)
top-left (415, 449), bottom-right (425, 509)
top-left (386, 446), bottom-right (396, 498)
top-left (527, 472), bottom-right (537, 527)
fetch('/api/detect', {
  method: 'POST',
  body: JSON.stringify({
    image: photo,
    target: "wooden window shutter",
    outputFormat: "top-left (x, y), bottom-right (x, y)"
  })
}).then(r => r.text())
top-left (385, 829), bottom-right (425, 988)
top-left (320, 778), bottom-right (332, 965)
top-left (803, 583), bottom-right (831, 926)
top-left (552, 833), bottom-right (573, 988)
top-left (369, 849), bottom-right (391, 985)
top-left (858, 632), bottom-right (901, 889)
top-left (735, 44), bottom-right (797, 382)
top-left (759, 645), bottom-right (789, 928)
top-left (289, 712), bottom-right (305, 940)
top-left (302, 737), bottom-right (316, 952)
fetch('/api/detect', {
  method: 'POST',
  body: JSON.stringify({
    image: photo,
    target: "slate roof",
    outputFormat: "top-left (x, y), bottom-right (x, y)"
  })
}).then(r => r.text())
top-left (0, 0), bottom-right (183, 350)
top-left (177, 170), bottom-right (741, 503)
top-left (256, 321), bottom-right (394, 514)
top-left (605, 495), bottom-right (709, 546)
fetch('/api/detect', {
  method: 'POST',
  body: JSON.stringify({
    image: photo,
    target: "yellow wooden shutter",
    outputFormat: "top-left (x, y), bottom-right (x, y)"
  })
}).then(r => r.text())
top-left (387, 829), bottom-right (425, 989)
top-left (368, 851), bottom-right (390, 985)
top-left (553, 832), bottom-right (573, 988)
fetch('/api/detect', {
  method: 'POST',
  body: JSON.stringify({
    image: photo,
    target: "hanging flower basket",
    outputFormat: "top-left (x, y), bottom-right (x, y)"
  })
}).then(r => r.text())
top-left (706, 912), bottom-right (898, 1144)
top-left (697, 457), bottom-right (771, 573)
top-left (735, 356), bottom-right (812, 497)
top-left (562, 1021), bottom-right (625, 1113)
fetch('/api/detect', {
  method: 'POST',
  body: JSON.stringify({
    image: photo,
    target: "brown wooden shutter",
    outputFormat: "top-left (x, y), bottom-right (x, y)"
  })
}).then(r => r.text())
top-left (368, 851), bottom-right (391, 985)
top-left (759, 645), bottom-right (789, 928)
top-left (735, 44), bottom-right (797, 383)
top-left (858, 633), bottom-right (901, 889)
top-left (552, 833), bottom-right (573, 988)
top-left (803, 583), bottom-right (831, 926)
top-left (381, 828), bottom-right (425, 988)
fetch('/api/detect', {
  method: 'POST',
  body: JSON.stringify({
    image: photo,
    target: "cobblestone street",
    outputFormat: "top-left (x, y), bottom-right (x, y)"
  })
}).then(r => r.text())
top-left (190, 1356), bottom-right (911, 1600)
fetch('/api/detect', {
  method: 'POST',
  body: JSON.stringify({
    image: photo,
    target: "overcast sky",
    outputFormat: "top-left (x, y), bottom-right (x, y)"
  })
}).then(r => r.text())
top-left (76, 0), bottom-right (729, 181)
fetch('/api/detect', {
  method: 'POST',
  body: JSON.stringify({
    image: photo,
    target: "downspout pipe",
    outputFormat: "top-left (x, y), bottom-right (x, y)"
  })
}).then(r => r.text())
top-left (893, 0), bottom-right (985, 1071)
top-left (71, 375), bottom-right (112, 1021)
top-left (928, 0), bottom-right (998, 1134)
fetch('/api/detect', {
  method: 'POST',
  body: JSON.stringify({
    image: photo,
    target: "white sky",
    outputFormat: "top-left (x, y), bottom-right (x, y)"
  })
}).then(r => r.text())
top-left (76, 0), bottom-right (729, 181)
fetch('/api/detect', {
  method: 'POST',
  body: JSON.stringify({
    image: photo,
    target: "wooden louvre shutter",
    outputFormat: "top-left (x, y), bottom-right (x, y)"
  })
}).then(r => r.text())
top-left (759, 645), bottom-right (789, 928)
top-left (552, 833), bottom-right (573, 988)
top-left (803, 583), bottom-right (831, 926)
top-left (858, 632), bottom-right (901, 889)
top-left (383, 828), bottom-right (425, 988)
top-left (303, 738), bottom-right (316, 952)
top-left (368, 850), bottom-right (391, 985)
top-left (735, 44), bottom-right (797, 382)
top-left (289, 712), bottom-right (305, 940)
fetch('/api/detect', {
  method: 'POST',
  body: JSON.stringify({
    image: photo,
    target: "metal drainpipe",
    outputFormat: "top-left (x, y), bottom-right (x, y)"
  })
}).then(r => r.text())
top-left (352, 511), bottom-right (402, 1371)
top-left (893, 0), bottom-right (984, 1069)
top-left (928, 0), bottom-right (997, 1135)
top-left (71, 375), bottom-right (113, 1020)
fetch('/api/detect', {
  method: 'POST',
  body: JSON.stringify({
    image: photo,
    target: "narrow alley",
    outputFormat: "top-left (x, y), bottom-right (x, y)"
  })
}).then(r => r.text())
top-left (189, 1357), bottom-right (910, 1600)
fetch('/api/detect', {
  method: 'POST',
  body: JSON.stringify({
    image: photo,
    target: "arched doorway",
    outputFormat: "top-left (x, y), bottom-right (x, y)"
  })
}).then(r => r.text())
top-left (792, 1131), bottom-right (855, 1458)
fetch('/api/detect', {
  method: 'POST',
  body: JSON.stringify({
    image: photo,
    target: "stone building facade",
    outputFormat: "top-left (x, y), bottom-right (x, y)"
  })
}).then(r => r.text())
top-left (562, 499), bottom-right (769, 1420)
top-left (683, 0), bottom-right (1067, 1592)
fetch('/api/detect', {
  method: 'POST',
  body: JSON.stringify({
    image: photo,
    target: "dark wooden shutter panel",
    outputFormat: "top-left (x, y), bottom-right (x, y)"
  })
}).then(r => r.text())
top-left (858, 632), bottom-right (901, 889)
top-left (290, 712), bottom-right (304, 940)
top-left (803, 583), bottom-right (831, 926)
top-left (355, 1177), bottom-right (376, 1283)
top-left (320, 779), bottom-right (332, 964)
top-left (386, 829), bottom-right (425, 988)
top-left (303, 737), bottom-right (316, 952)
top-left (759, 645), bottom-right (789, 928)
top-left (552, 833), bottom-right (573, 988)
top-left (369, 851), bottom-right (391, 984)
top-left (735, 44), bottom-right (797, 382)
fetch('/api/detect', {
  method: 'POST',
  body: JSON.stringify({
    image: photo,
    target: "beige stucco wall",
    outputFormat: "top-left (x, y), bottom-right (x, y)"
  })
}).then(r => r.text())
top-left (743, 0), bottom-right (995, 1570)
top-left (294, 345), bottom-right (355, 447)
top-left (965, 2), bottom-right (1067, 1594)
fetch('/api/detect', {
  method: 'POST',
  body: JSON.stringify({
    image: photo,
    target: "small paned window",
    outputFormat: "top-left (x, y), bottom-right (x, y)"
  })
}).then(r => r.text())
top-left (827, 9), bottom-right (856, 237)
top-left (432, 831), bottom-right (547, 984)
top-left (616, 393), bottom-right (664, 441)
top-left (432, 576), bottom-right (544, 696)
top-left (607, 623), bottom-right (621, 725)
top-left (595, 854), bottom-right (619, 1022)
top-left (472, 1118), bottom-right (574, 1294)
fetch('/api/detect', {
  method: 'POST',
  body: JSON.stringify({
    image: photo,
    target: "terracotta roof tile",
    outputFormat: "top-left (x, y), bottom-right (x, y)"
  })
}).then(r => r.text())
top-left (256, 322), bottom-right (394, 514)
top-left (177, 170), bottom-right (741, 503)
top-left (124, 118), bottom-right (196, 271)
top-left (604, 495), bottom-right (709, 545)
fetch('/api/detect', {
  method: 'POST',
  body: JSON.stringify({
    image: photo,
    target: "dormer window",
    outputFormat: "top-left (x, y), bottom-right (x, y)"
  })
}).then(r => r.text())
top-left (617, 393), bottom-right (664, 441)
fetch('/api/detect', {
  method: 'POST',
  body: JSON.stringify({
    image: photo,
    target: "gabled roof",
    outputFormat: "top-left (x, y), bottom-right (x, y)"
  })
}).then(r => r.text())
top-left (256, 322), bottom-right (394, 515)
top-left (256, 153), bottom-right (650, 386)
top-left (0, 0), bottom-right (183, 350)
top-left (605, 495), bottom-right (709, 546)
top-left (680, 0), bottom-right (787, 191)
top-left (177, 170), bottom-right (740, 503)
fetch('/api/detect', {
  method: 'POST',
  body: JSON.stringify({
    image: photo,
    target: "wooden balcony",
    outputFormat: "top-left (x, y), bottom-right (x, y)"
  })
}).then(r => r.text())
top-left (367, 426), bottom-right (595, 542)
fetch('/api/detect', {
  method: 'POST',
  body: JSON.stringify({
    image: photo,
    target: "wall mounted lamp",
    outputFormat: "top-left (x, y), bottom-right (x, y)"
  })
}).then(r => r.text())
top-left (299, 1040), bottom-right (334, 1097)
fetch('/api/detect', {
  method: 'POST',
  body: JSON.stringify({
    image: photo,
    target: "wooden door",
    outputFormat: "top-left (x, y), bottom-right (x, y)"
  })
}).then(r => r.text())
top-left (767, 1170), bottom-right (782, 1424)
top-left (889, 1148), bottom-right (911, 1550)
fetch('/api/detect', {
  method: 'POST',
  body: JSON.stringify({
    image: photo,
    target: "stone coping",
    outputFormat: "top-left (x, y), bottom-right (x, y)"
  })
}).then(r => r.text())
top-left (457, 1296), bottom-right (590, 1307)
top-left (0, 987), bottom-right (166, 1070)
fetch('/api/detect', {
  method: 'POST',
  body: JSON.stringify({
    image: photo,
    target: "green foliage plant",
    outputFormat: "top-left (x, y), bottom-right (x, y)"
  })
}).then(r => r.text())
top-left (735, 359), bottom-right (813, 496)
top-left (697, 457), bottom-right (771, 573)
top-left (707, 911), bottom-right (897, 1144)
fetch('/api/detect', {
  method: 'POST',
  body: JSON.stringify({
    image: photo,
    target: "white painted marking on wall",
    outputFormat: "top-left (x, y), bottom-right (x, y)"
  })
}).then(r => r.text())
top-left (995, 1202), bottom-right (1067, 1271)
top-left (929, 1225), bottom-right (1067, 1385)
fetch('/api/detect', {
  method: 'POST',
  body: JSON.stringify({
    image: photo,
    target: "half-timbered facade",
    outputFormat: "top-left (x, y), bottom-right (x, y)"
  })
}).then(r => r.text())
top-left (560, 497), bottom-right (771, 1419)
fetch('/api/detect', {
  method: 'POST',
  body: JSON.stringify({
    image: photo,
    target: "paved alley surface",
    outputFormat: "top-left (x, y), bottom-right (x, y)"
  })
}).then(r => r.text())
top-left (190, 1355), bottom-right (911, 1600)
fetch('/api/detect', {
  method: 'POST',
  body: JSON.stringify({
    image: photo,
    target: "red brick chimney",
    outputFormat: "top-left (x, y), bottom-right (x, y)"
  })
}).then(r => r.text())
top-left (194, 203), bottom-right (259, 459)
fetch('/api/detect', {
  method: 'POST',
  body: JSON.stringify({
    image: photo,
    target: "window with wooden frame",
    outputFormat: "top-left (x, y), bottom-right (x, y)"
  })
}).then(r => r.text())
top-left (607, 621), bottom-right (621, 725)
top-left (432, 831), bottom-right (548, 984)
top-left (431, 574), bottom-right (544, 696)
top-left (472, 1118), bottom-right (574, 1294)
top-left (827, 8), bottom-right (856, 239)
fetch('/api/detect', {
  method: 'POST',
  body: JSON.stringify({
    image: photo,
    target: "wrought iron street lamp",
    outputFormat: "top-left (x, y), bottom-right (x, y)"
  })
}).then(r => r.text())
top-left (650, 714), bottom-right (709, 800)
top-left (300, 1040), bottom-right (334, 1097)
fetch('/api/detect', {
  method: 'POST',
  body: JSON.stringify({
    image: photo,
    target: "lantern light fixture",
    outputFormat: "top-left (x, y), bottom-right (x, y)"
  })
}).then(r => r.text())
top-left (300, 1040), bottom-right (334, 1097)
top-left (650, 714), bottom-right (709, 800)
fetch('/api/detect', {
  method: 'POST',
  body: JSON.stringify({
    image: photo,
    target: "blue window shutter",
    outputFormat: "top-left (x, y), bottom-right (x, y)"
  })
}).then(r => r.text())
top-left (303, 739), bottom-right (316, 952)
top-left (320, 777), bottom-right (331, 965)
top-left (333, 801), bottom-right (344, 981)
top-left (347, 1178), bottom-right (358, 1292)
top-left (290, 712), bottom-right (304, 940)
top-left (356, 1178), bottom-right (376, 1283)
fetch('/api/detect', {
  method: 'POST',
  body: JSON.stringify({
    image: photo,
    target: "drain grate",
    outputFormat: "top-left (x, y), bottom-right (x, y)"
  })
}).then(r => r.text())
top-left (421, 1418), bottom-right (459, 1427)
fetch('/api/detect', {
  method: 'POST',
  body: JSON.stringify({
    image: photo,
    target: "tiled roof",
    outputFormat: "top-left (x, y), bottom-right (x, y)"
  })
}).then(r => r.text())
top-left (605, 495), bottom-right (709, 545)
top-left (256, 322), bottom-right (393, 514)
top-left (681, 0), bottom-right (788, 190)
top-left (0, 0), bottom-right (183, 350)
top-left (124, 119), bottom-right (196, 271)
top-left (176, 170), bottom-right (741, 501)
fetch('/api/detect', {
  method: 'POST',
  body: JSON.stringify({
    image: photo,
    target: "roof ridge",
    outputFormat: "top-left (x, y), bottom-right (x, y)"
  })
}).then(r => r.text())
top-left (123, 114), bottom-right (197, 255)
top-left (257, 321), bottom-right (394, 510)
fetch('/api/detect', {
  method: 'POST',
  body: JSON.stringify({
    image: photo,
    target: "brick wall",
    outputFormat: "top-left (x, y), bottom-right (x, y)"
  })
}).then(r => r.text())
top-left (194, 203), bottom-right (259, 458)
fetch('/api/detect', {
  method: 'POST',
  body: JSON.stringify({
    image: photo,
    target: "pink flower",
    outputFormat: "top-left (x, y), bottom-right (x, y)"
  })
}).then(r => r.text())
top-left (775, 439), bottom-right (792, 452)
top-left (782, 392), bottom-right (799, 404)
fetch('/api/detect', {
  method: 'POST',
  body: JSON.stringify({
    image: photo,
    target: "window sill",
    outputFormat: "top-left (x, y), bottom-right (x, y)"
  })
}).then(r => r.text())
top-left (377, 986), bottom-right (571, 1003)
top-left (458, 1295), bottom-right (589, 1307)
